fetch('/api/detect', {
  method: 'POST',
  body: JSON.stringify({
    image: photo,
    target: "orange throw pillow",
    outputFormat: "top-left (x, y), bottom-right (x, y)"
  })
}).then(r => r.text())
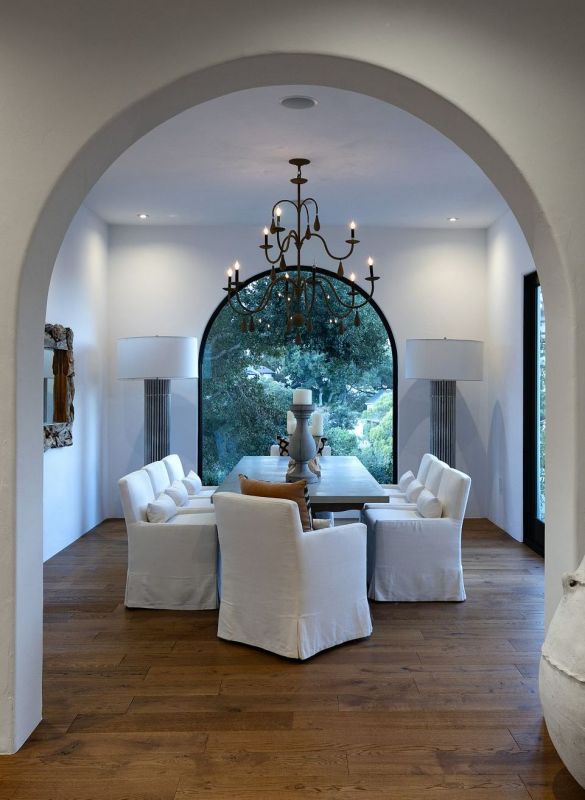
top-left (238, 475), bottom-right (312, 531)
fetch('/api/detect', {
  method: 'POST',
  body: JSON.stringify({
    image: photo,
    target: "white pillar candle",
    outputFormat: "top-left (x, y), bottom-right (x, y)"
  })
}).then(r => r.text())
top-left (287, 410), bottom-right (297, 435)
top-left (293, 388), bottom-right (312, 405)
top-left (311, 412), bottom-right (324, 436)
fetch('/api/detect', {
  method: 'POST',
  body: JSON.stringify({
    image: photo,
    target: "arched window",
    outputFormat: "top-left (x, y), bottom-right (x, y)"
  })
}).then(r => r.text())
top-left (199, 269), bottom-right (397, 484)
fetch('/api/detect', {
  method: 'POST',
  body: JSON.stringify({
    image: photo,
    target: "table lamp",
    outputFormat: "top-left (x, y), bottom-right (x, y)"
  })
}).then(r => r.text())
top-left (117, 336), bottom-right (198, 464)
top-left (405, 338), bottom-right (483, 466)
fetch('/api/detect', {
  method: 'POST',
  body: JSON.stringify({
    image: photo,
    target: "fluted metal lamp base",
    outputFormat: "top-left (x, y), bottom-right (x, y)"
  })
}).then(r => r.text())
top-left (430, 380), bottom-right (456, 466)
top-left (144, 378), bottom-right (171, 464)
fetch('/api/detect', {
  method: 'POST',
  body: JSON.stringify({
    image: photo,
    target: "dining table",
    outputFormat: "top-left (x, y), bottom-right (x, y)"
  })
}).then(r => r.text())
top-left (214, 455), bottom-right (389, 512)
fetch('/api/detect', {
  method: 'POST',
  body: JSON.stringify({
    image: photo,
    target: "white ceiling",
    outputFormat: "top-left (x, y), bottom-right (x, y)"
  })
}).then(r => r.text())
top-left (85, 85), bottom-right (507, 229)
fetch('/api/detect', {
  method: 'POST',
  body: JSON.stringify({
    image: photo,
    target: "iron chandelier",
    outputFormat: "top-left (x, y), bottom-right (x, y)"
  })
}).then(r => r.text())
top-left (223, 158), bottom-right (379, 344)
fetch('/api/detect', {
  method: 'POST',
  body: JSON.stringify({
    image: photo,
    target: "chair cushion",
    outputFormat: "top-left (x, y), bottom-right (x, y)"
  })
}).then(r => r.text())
top-left (405, 478), bottom-right (424, 502)
top-left (239, 474), bottom-right (312, 531)
top-left (398, 470), bottom-right (415, 491)
top-left (146, 493), bottom-right (177, 523)
top-left (182, 470), bottom-right (203, 495)
top-left (165, 479), bottom-right (189, 507)
top-left (416, 488), bottom-right (443, 519)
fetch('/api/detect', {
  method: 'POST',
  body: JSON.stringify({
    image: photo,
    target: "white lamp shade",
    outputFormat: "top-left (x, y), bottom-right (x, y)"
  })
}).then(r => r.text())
top-left (117, 336), bottom-right (198, 379)
top-left (405, 339), bottom-right (483, 381)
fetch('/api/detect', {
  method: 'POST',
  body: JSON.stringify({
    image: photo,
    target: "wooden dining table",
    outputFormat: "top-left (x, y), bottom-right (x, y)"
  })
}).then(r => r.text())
top-left (214, 455), bottom-right (389, 512)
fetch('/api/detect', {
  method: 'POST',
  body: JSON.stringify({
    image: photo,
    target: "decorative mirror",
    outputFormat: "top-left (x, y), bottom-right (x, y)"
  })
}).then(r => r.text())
top-left (44, 324), bottom-right (75, 450)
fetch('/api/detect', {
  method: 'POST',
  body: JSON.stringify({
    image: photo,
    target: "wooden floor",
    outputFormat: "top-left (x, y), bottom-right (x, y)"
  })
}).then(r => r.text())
top-left (1, 519), bottom-right (583, 800)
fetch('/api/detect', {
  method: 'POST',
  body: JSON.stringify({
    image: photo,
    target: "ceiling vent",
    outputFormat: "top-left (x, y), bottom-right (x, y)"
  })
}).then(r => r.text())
top-left (280, 96), bottom-right (318, 110)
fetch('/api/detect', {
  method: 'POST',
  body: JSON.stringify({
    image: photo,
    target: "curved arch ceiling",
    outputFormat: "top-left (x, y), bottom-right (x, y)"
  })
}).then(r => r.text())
top-left (85, 84), bottom-right (506, 228)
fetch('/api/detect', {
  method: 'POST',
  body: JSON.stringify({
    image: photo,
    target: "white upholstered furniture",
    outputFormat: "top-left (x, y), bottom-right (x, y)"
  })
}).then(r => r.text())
top-left (382, 452), bottom-right (435, 498)
top-left (362, 465), bottom-right (471, 602)
top-left (142, 457), bottom-right (214, 513)
top-left (383, 454), bottom-right (449, 511)
top-left (119, 468), bottom-right (218, 609)
top-left (162, 454), bottom-right (216, 497)
top-left (213, 492), bottom-right (372, 659)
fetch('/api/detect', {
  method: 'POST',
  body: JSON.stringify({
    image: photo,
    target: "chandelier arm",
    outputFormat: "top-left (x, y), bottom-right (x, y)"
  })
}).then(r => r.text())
top-left (229, 276), bottom-right (284, 317)
top-left (300, 200), bottom-right (313, 226)
top-left (226, 293), bottom-right (254, 317)
top-left (309, 232), bottom-right (357, 262)
top-left (274, 229), bottom-right (297, 257)
top-left (272, 199), bottom-right (296, 217)
top-left (303, 275), bottom-right (318, 320)
top-left (263, 231), bottom-right (296, 265)
top-left (316, 273), bottom-right (373, 310)
top-left (314, 280), bottom-right (359, 323)
top-left (315, 280), bottom-right (345, 322)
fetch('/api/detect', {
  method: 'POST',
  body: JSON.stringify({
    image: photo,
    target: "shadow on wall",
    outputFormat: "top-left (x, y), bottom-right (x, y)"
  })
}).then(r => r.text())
top-left (399, 380), bottom-right (489, 518)
top-left (485, 400), bottom-right (518, 539)
top-left (170, 391), bottom-right (197, 475)
top-left (455, 391), bottom-right (489, 517)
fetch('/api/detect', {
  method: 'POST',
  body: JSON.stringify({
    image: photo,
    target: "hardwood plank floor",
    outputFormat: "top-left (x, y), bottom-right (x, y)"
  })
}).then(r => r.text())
top-left (1, 518), bottom-right (584, 799)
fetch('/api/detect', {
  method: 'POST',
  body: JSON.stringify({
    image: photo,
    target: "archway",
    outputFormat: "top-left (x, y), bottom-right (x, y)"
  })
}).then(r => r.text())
top-left (198, 267), bottom-right (398, 485)
top-left (8, 53), bottom-right (574, 751)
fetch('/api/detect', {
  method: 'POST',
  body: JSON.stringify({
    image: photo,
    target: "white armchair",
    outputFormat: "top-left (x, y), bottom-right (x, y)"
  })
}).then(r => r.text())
top-left (162, 454), bottom-right (217, 498)
top-left (119, 469), bottom-right (218, 610)
top-left (382, 452), bottom-right (437, 498)
top-left (144, 458), bottom-right (213, 513)
top-left (213, 492), bottom-right (372, 659)
top-left (362, 466), bottom-right (471, 602)
top-left (383, 455), bottom-right (449, 510)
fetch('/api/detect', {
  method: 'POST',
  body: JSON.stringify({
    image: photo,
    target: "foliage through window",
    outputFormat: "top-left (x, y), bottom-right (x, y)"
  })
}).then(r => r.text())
top-left (200, 271), bottom-right (395, 484)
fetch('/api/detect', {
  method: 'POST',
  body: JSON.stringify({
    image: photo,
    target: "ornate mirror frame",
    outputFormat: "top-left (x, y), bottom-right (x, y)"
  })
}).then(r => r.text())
top-left (44, 323), bottom-right (75, 450)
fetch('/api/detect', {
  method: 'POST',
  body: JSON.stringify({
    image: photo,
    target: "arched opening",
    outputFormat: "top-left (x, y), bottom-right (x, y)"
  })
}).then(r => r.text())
top-left (6, 53), bottom-right (574, 753)
top-left (198, 267), bottom-right (398, 484)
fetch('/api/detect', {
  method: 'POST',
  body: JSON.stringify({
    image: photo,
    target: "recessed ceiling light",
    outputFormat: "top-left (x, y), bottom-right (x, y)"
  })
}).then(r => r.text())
top-left (137, 212), bottom-right (149, 220)
top-left (448, 216), bottom-right (459, 222)
top-left (280, 95), bottom-right (318, 110)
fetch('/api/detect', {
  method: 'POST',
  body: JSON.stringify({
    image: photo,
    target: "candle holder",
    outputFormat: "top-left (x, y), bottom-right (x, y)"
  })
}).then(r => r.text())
top-left (286, 403), bottom-right (319, 483)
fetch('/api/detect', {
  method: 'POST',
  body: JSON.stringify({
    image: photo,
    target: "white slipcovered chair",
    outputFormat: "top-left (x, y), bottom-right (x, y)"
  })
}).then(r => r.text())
top-left (382, 452), bottom-right (436, 498)
top-left (162, 454), bottom-right (217, 498)
top-left (144, 458), bottom-right (213, 512)
top-left (119, 469), bottom-right (218, 609)
top-left (384, 455), bottom-right (449, 510)
top-left (362, 466), bottom-right (471, 602)
top-left (213, 492), bottom-right (372, 659)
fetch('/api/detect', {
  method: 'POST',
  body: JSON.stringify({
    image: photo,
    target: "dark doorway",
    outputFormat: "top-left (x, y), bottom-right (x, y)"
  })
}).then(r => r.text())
top-left (523, 271), bottom-right (546, 556)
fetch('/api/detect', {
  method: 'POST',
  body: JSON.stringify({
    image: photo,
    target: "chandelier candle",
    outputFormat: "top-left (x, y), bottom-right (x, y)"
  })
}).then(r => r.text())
top-left (222, 158), bottom-right (380, 343)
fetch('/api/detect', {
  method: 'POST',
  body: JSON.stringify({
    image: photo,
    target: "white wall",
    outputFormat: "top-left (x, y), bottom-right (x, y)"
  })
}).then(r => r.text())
top-left (43, 205), bottom-right (108, 560)
top-left (485, 210), bottom-right (537, 540)
top-left (106, 224), bottom-right (488, 517)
